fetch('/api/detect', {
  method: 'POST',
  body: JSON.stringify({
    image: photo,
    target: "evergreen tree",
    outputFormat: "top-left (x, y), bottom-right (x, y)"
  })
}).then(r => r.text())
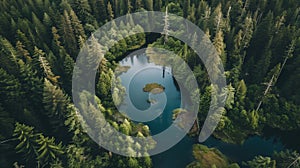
top-left (16, 41), bottom-right (31, 64)
top-left (71, 0), bottom-right (92, 23)
top-left (245, 11), bottom-right (274, 83)
top-left (16, 29), bottom-right (33, 53)
top-left (0, 104), bottom-right (14, 139)
top-left (0, 37), bottom-right (18, 75)
top-left (38, 50), bottom-right (60, 84)
top-left (0, 68), bottom-right (22, 111)
top-left (135, 0), bottom-right (143, 10)
top-left (36, 135), bottom-right (64, 165)
top-left (18, 60), bottom-right (43, 111)
top-left (236, 80), bottom-right (247, 102)
top-left (69, 9), bottom-right (86, 41)
top-left (154, 0), bottom-right (162, 11)
top-left (91, 0), bottom-right (107, 22)
top-left (244, 156), bottom-right (276, 168)
top-left (13, 123), bottom-right (39, 163)
top-left (107, 2), bottom-right (114, 21)
top-left (43, 79), bottom-right (70, 132)
top-left (144, 0), bottom-right (153, 11)
top-left (213, 30), bottom-right (227, 65)
top-left (51, 27), bottom-right (63, 55)
top-left (183, 0), bottom-right (190, 18)
top-left (210, 4), bottom-right (224, 33)
top-left (274, 150), bottom-right (300, 168)
top-left (59, 10), bottom-right (77, 57)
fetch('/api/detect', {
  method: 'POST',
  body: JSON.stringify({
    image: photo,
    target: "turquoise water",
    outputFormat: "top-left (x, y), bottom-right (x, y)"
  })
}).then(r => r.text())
top-left (118, 52), bottom-right (284, 168)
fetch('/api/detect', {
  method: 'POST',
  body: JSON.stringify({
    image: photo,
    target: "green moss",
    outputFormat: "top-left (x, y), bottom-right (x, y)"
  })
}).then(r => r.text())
top-left (186, 144), bottom-right (240, 168)
top-left (143, 83), bottom-right (165, 94)
top-left (115, 65), bottom-right (131, 75)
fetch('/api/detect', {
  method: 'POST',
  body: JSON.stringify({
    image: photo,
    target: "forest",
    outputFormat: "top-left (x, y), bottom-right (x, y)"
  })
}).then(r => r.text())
top-left (0, 0), bottom-right (300, 167)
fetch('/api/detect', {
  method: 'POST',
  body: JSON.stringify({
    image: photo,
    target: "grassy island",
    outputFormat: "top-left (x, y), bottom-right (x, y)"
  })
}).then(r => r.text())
top-left (143, 83), bottom-right (165, 94)
top-left (187, 145), bottom-right (240, 168)
top-left (115, 65), bottom-right (131, 75)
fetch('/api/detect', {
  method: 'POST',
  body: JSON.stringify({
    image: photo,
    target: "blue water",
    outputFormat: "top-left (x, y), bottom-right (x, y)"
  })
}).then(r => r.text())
top-left (117, 52), bottom-right (285, 168)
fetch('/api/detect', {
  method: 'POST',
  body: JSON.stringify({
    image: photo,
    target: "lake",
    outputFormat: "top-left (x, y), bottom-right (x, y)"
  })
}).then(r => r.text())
top-left (117, 51), bottom-right (285, 168)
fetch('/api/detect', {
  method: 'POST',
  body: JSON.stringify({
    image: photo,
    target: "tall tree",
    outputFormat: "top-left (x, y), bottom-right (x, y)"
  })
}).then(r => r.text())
top-left (71, 0), bottom-right (92, 23)
top-left (59, 10), bottom-right (77, 57)
top-left (43, 79), bottom-right (70, 132)
top-left (69, 9), bottom-right (86, 41)
top-left (107, 2), bottom-right (114, 21)
top-left (16, 41), bottom-right (31, 64)
top-left (154, 0), bottom-right (162, 11)
top-left (183, 0), bottom-right (190, 18)
top-left (144, 0), bottom-right (153, 11)
top-left (244, 156), bottom-right (276, 168)
top-left (0, 37), bottom-right (18, 75)
top-left (36, 135), bottom-right (64, 165)
top-left (213, 30), bottom-right (227, 65)
top-left (0, 68), bottom-right (22, 117)
top-left (13, 123), bottom-right (39, 163)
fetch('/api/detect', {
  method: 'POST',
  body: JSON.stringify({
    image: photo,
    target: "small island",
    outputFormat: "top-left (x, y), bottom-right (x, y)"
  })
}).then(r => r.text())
top-left (115, 65), bottom-right (131, 75)
top-left (143, 83), bottom-right (165, 94)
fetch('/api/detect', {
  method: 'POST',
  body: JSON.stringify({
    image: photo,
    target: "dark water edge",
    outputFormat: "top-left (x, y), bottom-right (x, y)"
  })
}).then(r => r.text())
top-left (150, 134), bottom-right (286, 168)
top-left (263, 126), bottom-right (300, 151)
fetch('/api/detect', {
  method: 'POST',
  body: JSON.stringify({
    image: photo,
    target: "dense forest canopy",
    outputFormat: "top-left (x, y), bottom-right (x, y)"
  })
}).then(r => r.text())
top-left (0, 0), bottom-right (300, 167)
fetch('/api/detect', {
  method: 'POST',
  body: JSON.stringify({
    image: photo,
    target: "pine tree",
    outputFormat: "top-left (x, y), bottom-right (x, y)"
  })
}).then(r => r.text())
top-left (274, 150), bottom-right (300, 168)
top-left (135, 0), bottom-right (143, 10)
top-left (31, 12), bottom-right (47, 42)
top-left (36, 135), bottom-right (64, 165)
top-left (154, 0), bottom-right (162, 11)
top-left (226, 84), bottom-right (235, 109)
top-left (13, 123), bottom-right (64, 166)
top-left (187, 4), bottom-right (196, 23)
top-left (38, 52), bottom-right (60, 84)
top-left (32, 46), bottom-right (47, 75)
top-left (241, 16), bottom-right (254, 49)
top-left (18, 60), bottom-right (43, 110)
top-left (236, 80), bottom-right (247, 102)
top-left (0, 104), bottom-right (14, 139)
top-left (13, 123), bottom-right (39, 162)
top-left (16, 41), bottom-right (31, 64)
top-left (163, 7), bottom-right (169, 44)
top-left (213, 30), bottom-right (227, 65)
top-left (69, 9), bottom-right (86, 40)
top-left (0, 37), bottom-right (18, 75)
top-left (113, 0), bottom-right (120, 16)
top-left (43, 79), bottom-right (70, 130)
top-left (244, 156), bottom-right (276, 168)
top-left (183, 0), bottom-right (190, 18)
top-left (62, 53), bottom-right (74, 94)
top-left (16, 29), bottom-right (33, 53)
top-left (43, 12), bottom-right (52, 28)
top-left (0, 68), bottom-right (22, 117)
top-left (97, 71), bottom-right (111, 99)
top-left (72, 0), bottom-right (92, 23)
top-left (90, 0), bottom-right (107, 22)
top-left (210, 4), bottom-right (223, 33)
top-left (126, 0), bottom-right (133, 14)
top-left (107, 2), bottom-right (114, 21)
top-left (51, 26), bottom-right (63, 55)
top-left (246, 11), bottom-right (274, 83)
top-left (144, 0), bottom-right (153, 11)
top-left (59, 10), bottom-right (77, 57)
